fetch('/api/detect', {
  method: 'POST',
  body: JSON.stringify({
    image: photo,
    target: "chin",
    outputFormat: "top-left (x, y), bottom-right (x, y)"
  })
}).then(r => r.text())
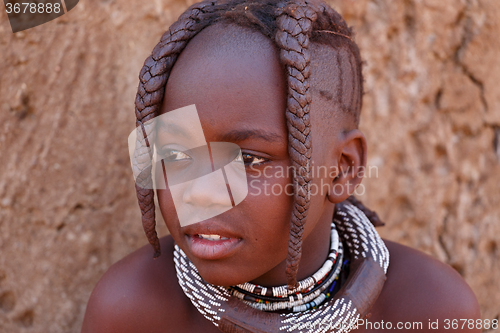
top-left (196, 267), bottom-right (249, 287)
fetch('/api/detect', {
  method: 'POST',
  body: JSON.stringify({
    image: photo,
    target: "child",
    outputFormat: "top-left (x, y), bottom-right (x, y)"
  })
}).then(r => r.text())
top-left (81, 0), bottom-right (481, 332)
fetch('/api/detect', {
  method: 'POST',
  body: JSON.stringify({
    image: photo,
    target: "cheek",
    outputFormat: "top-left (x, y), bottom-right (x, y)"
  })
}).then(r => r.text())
top-left (244, 166), bottom-right (294, 249)
top-left (156, 188), bottom-right (179, 233)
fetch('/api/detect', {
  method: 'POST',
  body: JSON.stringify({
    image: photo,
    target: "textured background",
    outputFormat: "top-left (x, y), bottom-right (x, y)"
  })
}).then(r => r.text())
top-left (0, 0), bottom-right (499, 332)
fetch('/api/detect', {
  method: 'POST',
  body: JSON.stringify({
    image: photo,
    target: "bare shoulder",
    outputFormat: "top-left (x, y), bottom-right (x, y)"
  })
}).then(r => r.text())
top-left (360, 239), bottom-right (481, 333)
top-left (80, 236), bottom-right (194, 333)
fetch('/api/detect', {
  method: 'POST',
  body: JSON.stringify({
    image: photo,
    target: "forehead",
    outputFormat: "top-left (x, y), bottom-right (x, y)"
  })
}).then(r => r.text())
top-left (161, 23), bottom-right (287, 142)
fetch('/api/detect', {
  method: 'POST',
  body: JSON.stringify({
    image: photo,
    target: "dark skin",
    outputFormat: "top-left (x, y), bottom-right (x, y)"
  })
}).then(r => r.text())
top-left (81, 25), bottom-right (481, 333)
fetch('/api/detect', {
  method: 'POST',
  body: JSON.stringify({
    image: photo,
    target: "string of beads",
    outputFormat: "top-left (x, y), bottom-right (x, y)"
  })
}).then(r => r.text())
top-left (229, 224), bottom-right (345, 312)
top-left (233, 224), bottom-right (340, 299)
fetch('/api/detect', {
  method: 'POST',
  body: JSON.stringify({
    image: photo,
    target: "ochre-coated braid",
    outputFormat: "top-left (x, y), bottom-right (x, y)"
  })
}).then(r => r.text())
top-left (134, 1), bottom-right (220, 258)
top-left (274, 0), bottom-right (317, 290)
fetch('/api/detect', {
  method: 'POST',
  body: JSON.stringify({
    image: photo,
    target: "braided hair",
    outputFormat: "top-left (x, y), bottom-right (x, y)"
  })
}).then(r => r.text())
top-left (134, 0), bottom-right (382, 289)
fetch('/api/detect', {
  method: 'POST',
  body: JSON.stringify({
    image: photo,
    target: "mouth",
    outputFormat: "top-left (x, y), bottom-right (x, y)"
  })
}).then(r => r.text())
top-left (197, 234), bottom-right (231, 241)
top-left (184, 223), bottom-right (243, 260)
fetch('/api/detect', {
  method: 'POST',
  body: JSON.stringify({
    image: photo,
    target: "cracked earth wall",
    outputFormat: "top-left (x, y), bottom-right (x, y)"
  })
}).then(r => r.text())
top-left (0, 0), bottom-right (499, 332)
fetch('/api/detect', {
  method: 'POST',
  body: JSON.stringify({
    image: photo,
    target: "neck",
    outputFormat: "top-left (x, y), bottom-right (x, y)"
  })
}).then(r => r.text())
top-left (249, 202), bottom-right (335, 287)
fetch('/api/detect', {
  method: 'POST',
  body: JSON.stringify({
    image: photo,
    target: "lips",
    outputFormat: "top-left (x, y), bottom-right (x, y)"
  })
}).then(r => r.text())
top-left (183, 221), bottom-right (242, 260)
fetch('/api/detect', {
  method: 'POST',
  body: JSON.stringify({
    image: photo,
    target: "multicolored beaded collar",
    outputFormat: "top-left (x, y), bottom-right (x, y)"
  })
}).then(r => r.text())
top-left (229, 224), bottom-right (344, 313)
top-left (174, 203), bottom-right (390, 333)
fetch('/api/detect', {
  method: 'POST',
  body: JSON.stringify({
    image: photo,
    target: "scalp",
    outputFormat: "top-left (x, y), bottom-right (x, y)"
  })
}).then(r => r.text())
top-left (184, 22), bottom-right (277, 58)
top-left (309, 41), bottom-right (363, 131)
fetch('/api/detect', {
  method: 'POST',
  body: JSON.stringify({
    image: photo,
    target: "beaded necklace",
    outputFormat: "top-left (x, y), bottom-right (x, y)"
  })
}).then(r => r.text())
top-left (234, 224), bottom-right (340, 299)
top-left (174, 203), bottom-right (390, 333)
top-left (229, 224), bottom-right (343, 313)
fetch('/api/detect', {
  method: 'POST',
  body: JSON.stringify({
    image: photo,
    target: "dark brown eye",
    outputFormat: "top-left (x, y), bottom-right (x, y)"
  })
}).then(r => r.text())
top-left (161, 149), bottom-right (192, 162)
top-left (237, 153), bottom-right (267, 166)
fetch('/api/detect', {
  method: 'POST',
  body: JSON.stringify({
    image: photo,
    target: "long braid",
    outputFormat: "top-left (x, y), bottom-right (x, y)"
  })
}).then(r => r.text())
top-left (134, 1), bottom-right (221, 257)
top-left (274, 2), bottom-right (368, 288)
top-left (274, 0), bottom-right (316, 289)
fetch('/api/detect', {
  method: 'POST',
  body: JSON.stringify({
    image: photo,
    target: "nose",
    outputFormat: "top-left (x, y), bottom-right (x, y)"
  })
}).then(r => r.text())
top-left (182, 169), bottom-right (232, 208)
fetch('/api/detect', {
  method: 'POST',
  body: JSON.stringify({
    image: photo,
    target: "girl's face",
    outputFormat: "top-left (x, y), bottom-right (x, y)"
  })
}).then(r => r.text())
top-left (156, 24), bottom-right (334, 286)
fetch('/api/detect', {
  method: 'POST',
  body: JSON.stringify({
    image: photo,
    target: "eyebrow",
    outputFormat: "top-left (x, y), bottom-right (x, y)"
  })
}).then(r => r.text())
top-left (220, 129), bottom-right (283, 143)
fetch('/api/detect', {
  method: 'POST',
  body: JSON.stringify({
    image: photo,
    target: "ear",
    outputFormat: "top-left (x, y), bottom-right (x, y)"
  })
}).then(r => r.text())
top-left (327, 129), bottom-right (367, 204)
